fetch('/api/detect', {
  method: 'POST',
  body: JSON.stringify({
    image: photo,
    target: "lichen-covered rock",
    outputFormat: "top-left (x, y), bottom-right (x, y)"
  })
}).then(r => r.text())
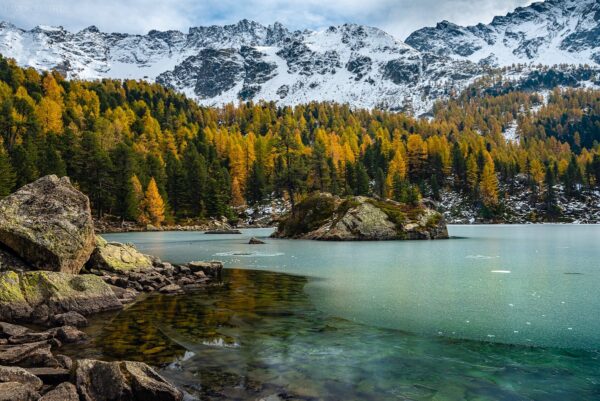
top-left (272, 193), bottom-right (449, 241)
top-left (39, 382), bottom-right (79, 401)
top-left (0, 341), bottom-right (58, 367)
top-left (0, 272), bottom-right (32, 321)
top-left (88, 237), bottom-right (153, 272)
top-left (0, 365), bottom-right (43, 390)
top-left (0, 175), bottom-right (95, 274)
top-left (75, 359), bottom-right (131, 401)
top-left (0, 381), bottom-right (40, 401)
top-left (74, 359), bottom-right (182, 401)
top-left (0, 271), bottom-right (122, 322)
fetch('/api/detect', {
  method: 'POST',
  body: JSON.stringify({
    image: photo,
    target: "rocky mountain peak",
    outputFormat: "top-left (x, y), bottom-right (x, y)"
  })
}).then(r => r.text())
top-left (406, 0), bottom-right (600, 67)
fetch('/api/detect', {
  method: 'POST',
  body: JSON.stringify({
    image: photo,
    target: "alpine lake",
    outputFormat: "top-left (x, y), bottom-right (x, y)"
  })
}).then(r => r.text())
top-left (64, 225), bottom-right (600, 400)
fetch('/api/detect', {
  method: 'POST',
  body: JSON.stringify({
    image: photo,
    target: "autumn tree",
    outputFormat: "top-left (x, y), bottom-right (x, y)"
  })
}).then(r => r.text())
top-left (479, 153), bottom-right (499, 206)
top-left (143, 177), bottom-right (165, 226)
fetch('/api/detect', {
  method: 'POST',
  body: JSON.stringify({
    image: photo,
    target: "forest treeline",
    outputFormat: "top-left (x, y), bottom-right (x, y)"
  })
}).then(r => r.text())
top-left (0, 55), bottom-right (599, 224)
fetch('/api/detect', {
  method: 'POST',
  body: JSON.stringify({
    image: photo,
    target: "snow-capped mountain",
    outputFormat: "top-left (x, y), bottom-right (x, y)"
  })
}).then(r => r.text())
top-left (0, 0), bottom-right (599, 114)
top-left (0, 20), bottom-right (485, 113)
top-left (406, 0), bottom-right (600, 67)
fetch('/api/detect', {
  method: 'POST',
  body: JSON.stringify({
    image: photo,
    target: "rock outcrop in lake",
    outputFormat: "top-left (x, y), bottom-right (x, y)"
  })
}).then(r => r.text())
top-left (272, 193), bottom-right (448, 240)
top-left (0, 175), bottom-right (222, 400)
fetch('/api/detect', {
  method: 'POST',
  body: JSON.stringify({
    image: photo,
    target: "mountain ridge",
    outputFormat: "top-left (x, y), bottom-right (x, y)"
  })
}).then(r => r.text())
top-left (0, 1), bottom-right (599, 113)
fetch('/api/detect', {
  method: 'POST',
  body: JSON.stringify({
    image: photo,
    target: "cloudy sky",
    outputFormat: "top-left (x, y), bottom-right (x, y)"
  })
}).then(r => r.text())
top-left (0, 0), bottom-right (536, 40)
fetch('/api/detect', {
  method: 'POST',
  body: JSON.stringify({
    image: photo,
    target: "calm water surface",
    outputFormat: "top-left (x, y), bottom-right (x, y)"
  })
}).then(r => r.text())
top-left (74, 225), bottom-right (600, 400)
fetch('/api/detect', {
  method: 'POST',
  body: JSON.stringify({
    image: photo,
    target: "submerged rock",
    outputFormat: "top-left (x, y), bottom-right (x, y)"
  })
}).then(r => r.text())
top-left (74, 359), bottom-right (182, 401)
top-left (0, 271), bottom-right (122, 322)
top-left (249, 237), bottom-right (265, 244)
top-left (88, 236), bottom-right (153, 272)
top-left (0, 175), bottom-right (95, 274)
top-left (272, 193), bottom-right (449, 240)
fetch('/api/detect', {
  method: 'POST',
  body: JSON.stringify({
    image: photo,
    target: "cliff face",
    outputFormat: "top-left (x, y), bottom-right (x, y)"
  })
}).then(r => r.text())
top-left (272, 193), bottom-right (448, 241)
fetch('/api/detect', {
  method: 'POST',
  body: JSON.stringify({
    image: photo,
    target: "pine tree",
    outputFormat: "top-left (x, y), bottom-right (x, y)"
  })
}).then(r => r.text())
top-left (0, 142), bottom-right (16, 197)
top-left (246, 161), bottom-right (267, 205)
top-left (143, 177), bottom-right (165, 226)
top-left (126, 174), bottom-right (145, 222)
top-left (354, 162), bottom-right (370, 196)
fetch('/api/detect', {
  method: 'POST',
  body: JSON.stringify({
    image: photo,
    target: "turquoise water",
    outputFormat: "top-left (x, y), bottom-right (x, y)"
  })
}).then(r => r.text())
top-left (87, 225), bottom-right (600, 400)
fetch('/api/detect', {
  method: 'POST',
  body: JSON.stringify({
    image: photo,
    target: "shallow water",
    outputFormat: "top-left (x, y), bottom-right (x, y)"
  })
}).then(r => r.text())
top-left (79, 225), bottom-right (600, 400)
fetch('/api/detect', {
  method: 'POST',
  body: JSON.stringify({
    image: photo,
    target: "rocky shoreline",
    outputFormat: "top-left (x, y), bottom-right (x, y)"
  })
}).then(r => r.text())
top-left (0, 176), bottom-right (224, 401)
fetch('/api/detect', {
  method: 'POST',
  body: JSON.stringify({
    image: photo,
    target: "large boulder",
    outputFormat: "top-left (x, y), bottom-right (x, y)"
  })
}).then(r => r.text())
top-left (88, 236), bottom-right (153, 272)
top-left (0, 271), bottom-right (122, 322)
top-left (74, 359), bottom-right (182, 401)
top-left (0, 175), bottom-right (95, 274)
top-left (272, 193), bottom-right (449, 240)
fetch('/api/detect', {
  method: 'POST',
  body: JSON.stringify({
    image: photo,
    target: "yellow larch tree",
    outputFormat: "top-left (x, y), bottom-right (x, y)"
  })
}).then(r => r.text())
top-left (144, 178), bottom-right (165, 226)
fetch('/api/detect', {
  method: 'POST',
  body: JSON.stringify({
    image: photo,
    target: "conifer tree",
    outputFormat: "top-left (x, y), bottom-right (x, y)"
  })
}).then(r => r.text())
top-left (0, 142), bottom-right (16, 197)
top-left (479, 155), bottom-right (499, 206)
top-left (354, 162), bottom-right (370, 196)
top-left (144, 177), bottom-right (165, 226)
top-left (126, 174), bottom-right (145, 222)
top-left (246, 161), bottom-right (267, 205)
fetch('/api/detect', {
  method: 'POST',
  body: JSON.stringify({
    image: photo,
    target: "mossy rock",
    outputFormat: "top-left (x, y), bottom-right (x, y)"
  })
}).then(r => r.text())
top-left (87, 236), bottom-right (153, 272)
top-left (0, 271), bottom-right (122, 322)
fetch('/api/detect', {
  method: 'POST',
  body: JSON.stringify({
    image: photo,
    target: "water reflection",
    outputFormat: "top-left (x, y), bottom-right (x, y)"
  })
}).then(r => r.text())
top-left (66, 269), bottom-right (600, 401)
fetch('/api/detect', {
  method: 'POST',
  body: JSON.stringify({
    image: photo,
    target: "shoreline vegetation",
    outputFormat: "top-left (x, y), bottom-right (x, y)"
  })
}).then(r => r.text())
top-left (0, 175), bottom-right (224, 400)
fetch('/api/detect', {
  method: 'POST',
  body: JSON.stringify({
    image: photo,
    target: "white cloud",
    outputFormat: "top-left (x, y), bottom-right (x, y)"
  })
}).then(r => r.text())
top-left (0, 0), bottom-right (537, 39)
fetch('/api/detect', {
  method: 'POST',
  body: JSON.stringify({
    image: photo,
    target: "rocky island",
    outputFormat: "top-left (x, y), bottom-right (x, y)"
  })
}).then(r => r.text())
top-left (0, 175), bottom-right (223, 401)
top-left (272, 193), bottom-right (448, 240)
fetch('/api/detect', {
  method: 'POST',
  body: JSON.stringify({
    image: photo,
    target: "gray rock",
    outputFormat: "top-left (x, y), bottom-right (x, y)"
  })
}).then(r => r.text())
top-left (56, 326), bottom-right (87, 344)
top-left (0, 322), bottom-right (31, 338)
top-left (75, 359), bottom-right (182, 401)
top-left (0, 381), bottom-right (40, 401)
top-left (0, 341), bottom-right (59, 368)
top-left (8, 329), bottom-right (57, 345)
top-left (39, 382), bottom-right (78, 401)
top-left (248, 237), bottom-right (265, 244)
top-left (75, 359), bottom-right (131, 401)
top-left (187, 261), bottom-right (223, 278)
top-left (0, 365), bottom-right (43, 390)
top-left (0, 175), bottom-right (95, 274)
top-left (122, 361), bottom-right (183, 401)
top-left (51, 312), bottom-right (88, 328)
top-left (55, 354), bottom-right (72, 370)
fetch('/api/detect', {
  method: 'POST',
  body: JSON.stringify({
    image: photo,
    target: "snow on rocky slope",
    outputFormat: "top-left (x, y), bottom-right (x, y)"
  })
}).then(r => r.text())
top-left (0, 19), bottom-right (485, 114)
top-left (0, 0), bottom-right (599, 113)
top-left (406, 0), bottom-right (600, 67)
